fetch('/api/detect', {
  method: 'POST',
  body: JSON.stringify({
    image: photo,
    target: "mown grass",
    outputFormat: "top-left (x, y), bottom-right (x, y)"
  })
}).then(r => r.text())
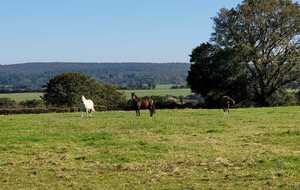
top-left (0, 107), bottom-right (300, 189)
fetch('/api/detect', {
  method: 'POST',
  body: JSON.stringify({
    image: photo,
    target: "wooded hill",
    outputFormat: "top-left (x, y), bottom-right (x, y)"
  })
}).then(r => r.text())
top-left (0, 62), bottom-right (189, 91)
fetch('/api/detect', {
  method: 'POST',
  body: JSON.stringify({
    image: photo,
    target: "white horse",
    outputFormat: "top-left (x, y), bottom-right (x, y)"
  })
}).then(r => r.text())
top-left (81, 96), bottom-right (95, 117)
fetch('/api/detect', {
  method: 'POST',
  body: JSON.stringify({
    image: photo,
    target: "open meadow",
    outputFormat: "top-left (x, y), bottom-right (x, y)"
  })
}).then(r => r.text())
top-left (0, 85), bottom-right (192, 102)
top-left (0, 107), bottom-right (300, 189)
top-left (0, 92), bottom-right (43, 102)
top-left (122, 85), bottom-right (191, 99)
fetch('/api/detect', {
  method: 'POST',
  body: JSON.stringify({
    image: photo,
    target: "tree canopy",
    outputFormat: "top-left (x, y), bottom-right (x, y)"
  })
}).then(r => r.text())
top-left (187, 43), bottom-right (249, 107)
top-left (188, 0), bottom-right (300, 106)
top-left (43, 72), bottom-right (125, 108)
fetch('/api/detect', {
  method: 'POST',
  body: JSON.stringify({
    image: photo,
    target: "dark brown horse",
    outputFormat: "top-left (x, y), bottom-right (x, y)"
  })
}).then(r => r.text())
top-left (222, 96), bottom-right (235, 114)
top-left (131, 92), bottom-right (155, 117)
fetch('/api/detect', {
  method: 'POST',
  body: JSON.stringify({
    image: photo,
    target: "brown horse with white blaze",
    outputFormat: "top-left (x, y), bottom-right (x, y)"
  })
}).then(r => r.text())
top-left (131, 92), bottom-right (155, 117)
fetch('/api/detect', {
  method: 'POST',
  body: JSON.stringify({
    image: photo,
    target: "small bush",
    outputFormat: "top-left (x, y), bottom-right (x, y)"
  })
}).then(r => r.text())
top-left (268, 90), bottom-right (298, 106)
top-left (0, 98), bottom-right (16, 108)
top-left (19, 99), bottom-right (45, 108)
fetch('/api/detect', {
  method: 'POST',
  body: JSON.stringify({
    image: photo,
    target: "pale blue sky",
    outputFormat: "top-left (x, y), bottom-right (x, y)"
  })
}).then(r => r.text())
top-left (0, 0), bottom-right (248, 64)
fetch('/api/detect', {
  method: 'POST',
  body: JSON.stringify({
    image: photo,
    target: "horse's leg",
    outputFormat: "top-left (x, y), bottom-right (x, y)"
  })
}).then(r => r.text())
top-left (227, 103), bottom-right (230, 114)
top-left (82, 107), bottom-right (86, 117)
top-left (138, 107), bottom-right (141, 116)
top-left (152, 104), bottom-right (155, 116)
top-left (223, 107), bottom-right (227, 118)
top-left (149, 105), bottom-right (154, 117)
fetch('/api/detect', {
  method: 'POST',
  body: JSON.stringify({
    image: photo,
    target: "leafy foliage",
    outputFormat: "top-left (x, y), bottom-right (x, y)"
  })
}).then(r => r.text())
top-left (187, 43), bottom-right (249, 107)
top-left (19, 99), bottom-right (45, 108)
top-left (188, 0), bottom-right (300, 106)
top-left (0, 98), bottom-right (16, 108)
top-left (43, 72), bottom-right (125, 108)
top-left (211, 0), bottom-right (300, 105)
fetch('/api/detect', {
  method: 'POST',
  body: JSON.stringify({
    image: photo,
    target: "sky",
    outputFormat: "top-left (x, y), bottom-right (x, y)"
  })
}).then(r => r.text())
top-left (0, 0), bottom-right (245, 64)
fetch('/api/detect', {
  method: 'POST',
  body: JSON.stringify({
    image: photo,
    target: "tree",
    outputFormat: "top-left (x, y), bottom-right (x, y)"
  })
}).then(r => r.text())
top-left (187, 43), bottom-right (249, 107)
top-left (212, 0), bottom-right (300, 105)
top-left (43, 72), bottom-right (125, 108)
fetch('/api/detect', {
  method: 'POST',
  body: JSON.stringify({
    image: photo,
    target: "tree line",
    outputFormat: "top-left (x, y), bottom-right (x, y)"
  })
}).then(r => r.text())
top-left (0, 62), bottom-right (189, 92)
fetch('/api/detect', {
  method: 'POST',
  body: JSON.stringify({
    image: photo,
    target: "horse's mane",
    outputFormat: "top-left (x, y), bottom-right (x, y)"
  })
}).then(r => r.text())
top-left (222, 96), bottom-right (235, 105)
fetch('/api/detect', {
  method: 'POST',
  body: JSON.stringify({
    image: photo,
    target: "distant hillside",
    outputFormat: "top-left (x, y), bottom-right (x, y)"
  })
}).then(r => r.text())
top-left (0, 62), bottom-right (190, 91)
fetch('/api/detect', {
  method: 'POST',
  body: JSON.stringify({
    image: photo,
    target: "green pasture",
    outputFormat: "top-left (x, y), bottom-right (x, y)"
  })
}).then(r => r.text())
top-left (0, 92), bottom-right (43, 102)
top-left (0, 107), bottom-right (299, 189)
top-left (0, 85), bottom-right (192, 102)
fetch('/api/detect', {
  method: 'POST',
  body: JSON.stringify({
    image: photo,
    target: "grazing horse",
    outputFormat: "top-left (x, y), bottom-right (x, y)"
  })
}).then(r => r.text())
top-left (131, 92), bottom-right (155, 117)
top-left (81, 96), bottom-right (95, 117)
top-left (222, 96), bottom-right (235, 114)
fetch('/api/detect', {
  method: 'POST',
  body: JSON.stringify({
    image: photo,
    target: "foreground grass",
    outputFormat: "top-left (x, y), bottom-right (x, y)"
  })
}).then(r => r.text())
top-left (0, 107), bottom-right (300, 189)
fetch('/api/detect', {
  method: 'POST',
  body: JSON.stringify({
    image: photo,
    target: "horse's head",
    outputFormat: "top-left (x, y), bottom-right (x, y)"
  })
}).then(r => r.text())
top-left (81, 96), bottom-right (86, 101)
top-left (131, 92), bottom-right (136, 99)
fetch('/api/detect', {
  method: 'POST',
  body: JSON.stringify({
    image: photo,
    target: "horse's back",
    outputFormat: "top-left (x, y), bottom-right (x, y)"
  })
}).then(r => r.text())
top-left (85, 99), bottom-right (95, 109)
top-left (140, 97), bottom-right (154, 109)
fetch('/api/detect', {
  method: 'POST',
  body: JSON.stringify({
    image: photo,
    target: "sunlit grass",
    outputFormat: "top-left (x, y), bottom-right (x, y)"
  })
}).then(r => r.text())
top-left (0, 107), bottom-right (300, 189)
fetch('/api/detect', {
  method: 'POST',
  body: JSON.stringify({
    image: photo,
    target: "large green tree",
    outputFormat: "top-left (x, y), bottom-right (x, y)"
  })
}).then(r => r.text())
top-left (43, 72), bottom-right (125, 108)
top-left (212, 0), bottom-right (300, 105)
top-left (187, 43), bottom-right (249, 107)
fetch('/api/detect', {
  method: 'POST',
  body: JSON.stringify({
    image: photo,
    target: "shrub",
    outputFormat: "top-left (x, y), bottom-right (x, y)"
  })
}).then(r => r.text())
top-left (19, 99), bottom-right (45, 108)
top-left (0, 98), bottom-right (16, 108)
top-left (268, 90), bottom-right (298, 106)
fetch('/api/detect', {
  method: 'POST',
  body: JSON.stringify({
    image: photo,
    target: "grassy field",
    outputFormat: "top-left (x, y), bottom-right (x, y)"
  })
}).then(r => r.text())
top-left (0, 92), bottom-right (43, 102)
top-left (0, 85), bottom-right (191, 102)
top-left (122, 86), bottom-right (191, 99)
top-left (0, 107), bottom-right (300, 189)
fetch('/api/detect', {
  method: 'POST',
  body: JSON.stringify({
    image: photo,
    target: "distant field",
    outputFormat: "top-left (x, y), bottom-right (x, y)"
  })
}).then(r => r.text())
top-left (122, 88), bottom-right (191, 99)
top-left (0, 92), bottom-right (43, 102)
top-left (0, 107), bottom-right (300, 189)
top-left (0, 85), bottom-right (192, 102)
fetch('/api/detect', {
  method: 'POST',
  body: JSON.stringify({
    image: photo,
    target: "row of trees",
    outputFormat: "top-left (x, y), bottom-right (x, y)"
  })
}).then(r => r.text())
top-left (187, 0), bottom-right (300, 107)
top-left (0, 98), bottom-right (44, 109)
top-left (0, 72), bottom-right (126, 110)
top-left (0, 62), bottom-right (188, 92)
